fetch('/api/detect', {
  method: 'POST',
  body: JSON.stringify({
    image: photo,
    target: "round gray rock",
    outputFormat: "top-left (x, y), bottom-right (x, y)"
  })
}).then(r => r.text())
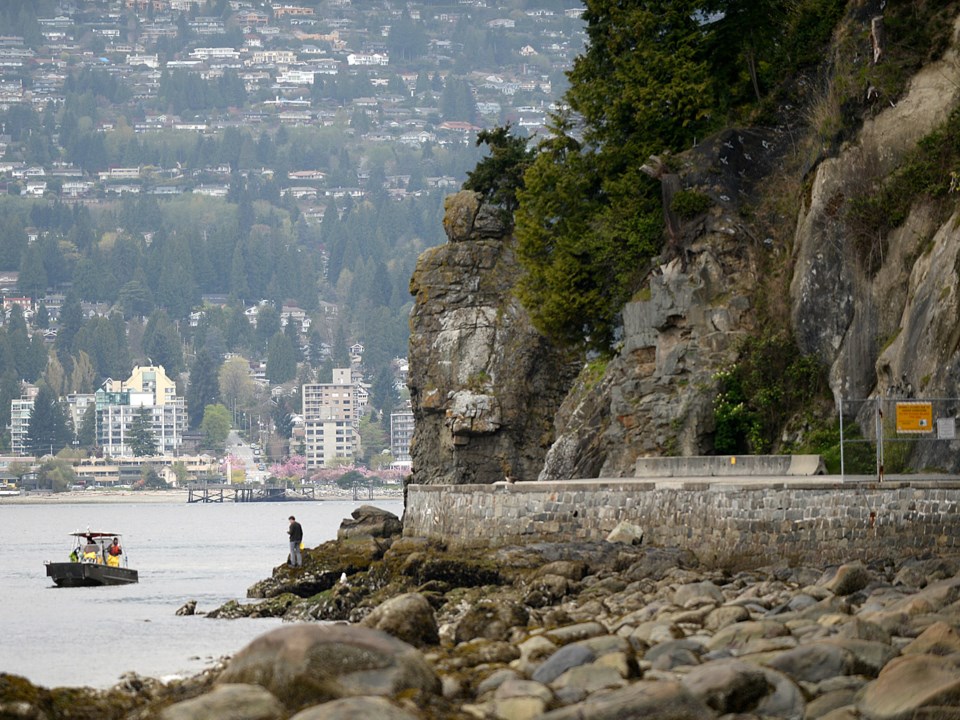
top-left (218, 624), bottom-right (441, 712)
top-left (160, 683), bottom-right (285, 720)
top-left (289, 696), bottom-right (421, 720)
top-left (454, 598), bottom-right (529, 643)
top-left (359, 592), bottom-right (439, 648)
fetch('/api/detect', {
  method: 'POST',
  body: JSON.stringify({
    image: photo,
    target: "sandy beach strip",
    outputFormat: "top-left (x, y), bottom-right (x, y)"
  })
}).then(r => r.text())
top-left (0, 489), bottom-right (403, 505)
top-left (0, 490), bottom-right (190, 505)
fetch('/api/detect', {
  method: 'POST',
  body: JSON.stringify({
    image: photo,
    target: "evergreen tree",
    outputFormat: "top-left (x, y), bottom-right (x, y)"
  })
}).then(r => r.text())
top-left (272, 403), bottom-right (294, 440)
top-left (26, 385), bottom-right (72, 456)
top-left (186, 349), bottom-right (222, 429)
top-left (0, 218), bottom-right (27, 270)
top-left (77, 402), bottom-right (96, 449)
top-left (225, 304), bottom-right (253, 352)
top-left (370, 365), bottom-right (397, 418)
top-left (266, 332), bottom-right (297, 384)
top-left (515, 0), bottom-right (719, 353)
top-left (331, 321), bottom-right (351, 369)
top-left (34, 302), bottom-right (49, 329)
top-left (307, 328), bottom-right (326, 367)
top-left (56, 291), bottom-right (84, 359)
top-left (17, 242), bottom-right (48, 298)
top-left (117, 280), bottom-right (154, 319)
top-left (142, 310), bottom-right (183, 375)
top-left (255, 303), bottom-right (281, 349)
top-left (0, 371), bottom-right (21, 451)
top-left (156, 233), bottom-right (198, 319)
top-left (128, 406), bottom-right (157, 457)
top-left (463, 125), bottom-right (533, 212)
top-left (25, 333), bottom-right (48, 384)
top-left (6, 305), bottom-right (31, 378)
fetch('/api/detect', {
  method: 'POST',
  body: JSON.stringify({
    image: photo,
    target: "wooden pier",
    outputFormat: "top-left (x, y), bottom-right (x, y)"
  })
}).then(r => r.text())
top-left (186, 484), bottom-right (316, 503)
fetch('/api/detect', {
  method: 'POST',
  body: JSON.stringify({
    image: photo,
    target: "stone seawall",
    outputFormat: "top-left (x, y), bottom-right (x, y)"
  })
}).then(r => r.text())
top-left (403, 478), bottom-right (960, 565)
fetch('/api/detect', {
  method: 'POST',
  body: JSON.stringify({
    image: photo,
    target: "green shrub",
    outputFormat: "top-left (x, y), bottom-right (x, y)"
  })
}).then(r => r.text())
top-left (712, 332), bottom-right (829, 454)
top-left (671, 189), bottom-right (712, 219)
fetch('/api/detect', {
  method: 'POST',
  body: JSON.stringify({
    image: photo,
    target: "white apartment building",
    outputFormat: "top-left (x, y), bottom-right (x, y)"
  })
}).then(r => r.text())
top-left (65, 393), bottom-right (96, 438)
top-left (302, 368), bottom-right (359, 468)
top-left (96, 365), bottom-right (186, 457)
top-left (390, 410), bottom-right (414, 465)
top-left (10, 386), bottom-right (39, 456)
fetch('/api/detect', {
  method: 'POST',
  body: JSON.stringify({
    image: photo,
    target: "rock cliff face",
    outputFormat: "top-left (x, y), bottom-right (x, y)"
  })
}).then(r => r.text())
top-left (409, 14), bottom-right (960, 482)
top-left (541, 126), bottom-right (790, 479)
top-left (407, 191), bottom-right (578, 484)
top-left (790, 14), bottom-right (960, 470)
top-left (544, 14), bottom-right (960, 478)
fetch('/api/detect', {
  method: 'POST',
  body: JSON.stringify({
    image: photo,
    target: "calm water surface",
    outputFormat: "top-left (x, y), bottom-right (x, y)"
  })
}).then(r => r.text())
top-left (0, 498), bottom-right (403, 688)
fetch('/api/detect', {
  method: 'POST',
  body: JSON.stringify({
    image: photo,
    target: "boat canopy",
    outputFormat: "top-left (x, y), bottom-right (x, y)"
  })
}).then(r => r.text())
top-left (69, 531), bottom-right (123, 538)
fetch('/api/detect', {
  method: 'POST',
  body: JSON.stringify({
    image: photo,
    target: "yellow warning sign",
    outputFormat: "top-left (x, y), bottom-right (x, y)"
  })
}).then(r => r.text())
top-left (896, 402), bottom-right (933, 433)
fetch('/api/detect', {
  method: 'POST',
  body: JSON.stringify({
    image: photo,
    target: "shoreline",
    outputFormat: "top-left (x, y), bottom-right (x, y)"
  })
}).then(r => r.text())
top-left (0, 489), bottom-right (403, 505)
top-left (0, 490), bottom-right (190, 504)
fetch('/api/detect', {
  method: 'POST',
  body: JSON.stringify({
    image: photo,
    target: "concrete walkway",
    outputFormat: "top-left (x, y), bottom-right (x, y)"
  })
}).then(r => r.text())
top-left (500, 474), bottom-right (960, 490)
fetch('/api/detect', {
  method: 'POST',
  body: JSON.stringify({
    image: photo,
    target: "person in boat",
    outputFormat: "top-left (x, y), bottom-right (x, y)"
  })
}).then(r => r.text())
top-left (106, 537), bottom-right (123, 567)
top-left (69, 546), bottom-right (80, 562)
top-left (82, 540), bottom-right (100, 563)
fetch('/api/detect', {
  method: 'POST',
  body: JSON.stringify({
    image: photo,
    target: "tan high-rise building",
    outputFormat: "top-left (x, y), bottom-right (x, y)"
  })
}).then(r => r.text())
top-left (302, 368), bottom-right (360, 468)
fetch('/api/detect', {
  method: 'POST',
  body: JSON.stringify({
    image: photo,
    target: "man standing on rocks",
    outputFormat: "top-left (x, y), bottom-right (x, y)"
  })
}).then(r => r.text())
top-left (287, 515), bottom-right (303, 568)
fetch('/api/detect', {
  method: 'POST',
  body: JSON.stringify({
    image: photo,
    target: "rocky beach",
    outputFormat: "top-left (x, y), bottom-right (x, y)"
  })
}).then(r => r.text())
top-left (4, 505), bottom-right (960, 720)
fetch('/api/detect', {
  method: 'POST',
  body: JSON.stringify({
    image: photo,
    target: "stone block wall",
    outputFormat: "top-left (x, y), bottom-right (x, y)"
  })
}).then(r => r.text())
top-left (403, 479), bottom-right (960, 565)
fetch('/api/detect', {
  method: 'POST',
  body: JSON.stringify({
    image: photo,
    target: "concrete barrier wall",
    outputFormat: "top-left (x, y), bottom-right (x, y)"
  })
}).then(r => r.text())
top-left (403, 479), bottom-right (960, 565)
top-left (633, 455), bottom-right (826, 477)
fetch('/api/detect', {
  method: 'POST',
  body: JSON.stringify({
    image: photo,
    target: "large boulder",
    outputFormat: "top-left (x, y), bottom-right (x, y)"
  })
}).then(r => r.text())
top-left (857, 653), bottom-right (960, 720)
top-left (337, 505), bottom-right (402, 541)
top-left (217, 624), bottom-right (440, 712)
top-left (359, 593), bottom-right (439, 648)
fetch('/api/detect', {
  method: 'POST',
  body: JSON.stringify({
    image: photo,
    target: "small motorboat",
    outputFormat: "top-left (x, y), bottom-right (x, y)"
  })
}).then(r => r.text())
top-left (45, 531), bottom-right (139, 587)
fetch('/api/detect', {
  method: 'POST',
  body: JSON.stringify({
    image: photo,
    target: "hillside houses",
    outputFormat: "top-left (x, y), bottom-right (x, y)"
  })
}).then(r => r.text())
top-left (0, 1), bottom-right (584, 210)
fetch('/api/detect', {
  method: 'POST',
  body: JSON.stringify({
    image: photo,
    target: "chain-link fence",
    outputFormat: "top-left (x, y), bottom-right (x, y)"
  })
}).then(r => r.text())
top-left (839, 397), bottom-right (960, 479)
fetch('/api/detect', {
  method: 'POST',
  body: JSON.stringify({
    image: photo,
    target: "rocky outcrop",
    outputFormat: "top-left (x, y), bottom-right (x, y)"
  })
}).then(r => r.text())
top-left (407, 190), bottom-right (578, 484)
top-left (541, 129), bottom-right (789, 478)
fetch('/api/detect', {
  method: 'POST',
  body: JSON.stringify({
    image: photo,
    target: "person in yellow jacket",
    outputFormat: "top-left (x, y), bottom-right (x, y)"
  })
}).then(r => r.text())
top-left (82, 541), bottom-right (100, 563)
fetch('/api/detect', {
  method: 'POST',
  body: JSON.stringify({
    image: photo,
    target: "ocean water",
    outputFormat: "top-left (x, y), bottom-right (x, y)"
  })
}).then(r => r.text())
top-left (0, 498), bottom-right (403, 689)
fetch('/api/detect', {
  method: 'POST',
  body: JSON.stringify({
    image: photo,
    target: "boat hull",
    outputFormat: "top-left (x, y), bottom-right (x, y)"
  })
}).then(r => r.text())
top-left (46, 562), bottom-right (139, 587)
